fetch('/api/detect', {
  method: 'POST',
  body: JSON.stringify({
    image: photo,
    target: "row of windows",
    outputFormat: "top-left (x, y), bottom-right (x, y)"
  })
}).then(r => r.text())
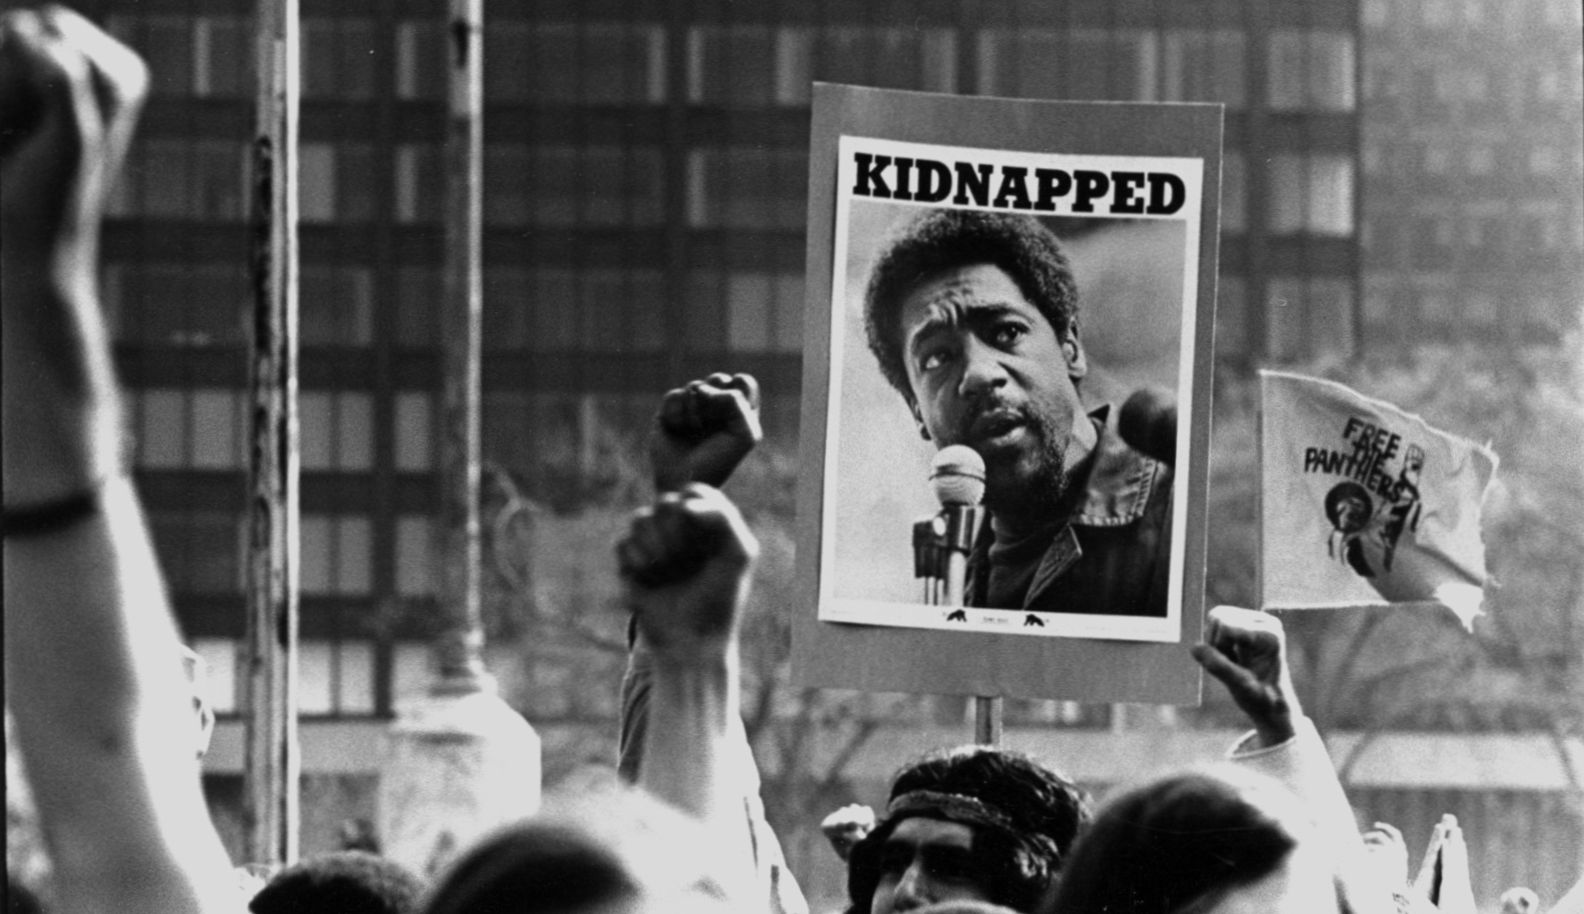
top-left (153, 510), bottom-right (392, 597)
top-left (1364, 59), bottom-right (1583, 109)
top-left (190, 637), bottom-right (443, 716)
top-left (1363, 0), bottom-right (1582, 30)
top-left (1363, 217), bottom-right (1584, 273)
top-left (130, 389), bottom-right (381, 471)
top-left (129, 386), bottom-right (769, 495)
top-left (1363, 139), bottom-right (1584, 182)
top-left (107, 13), bottom-right (1356, 114)
top-left (1208, 273), bottom-right (1356, 364)
top-left (106, 261), bottom-right (807, 353)
top-left (108, 138), bottom-right (1352, 243)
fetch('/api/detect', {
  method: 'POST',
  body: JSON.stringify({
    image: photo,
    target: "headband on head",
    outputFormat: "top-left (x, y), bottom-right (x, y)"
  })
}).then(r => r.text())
top-left (884, 790), bottom-right (1018, 834)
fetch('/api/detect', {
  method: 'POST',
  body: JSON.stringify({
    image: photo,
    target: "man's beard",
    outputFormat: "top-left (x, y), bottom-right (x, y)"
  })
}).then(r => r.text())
top-left (978, 406), bottom-right (1071, 520)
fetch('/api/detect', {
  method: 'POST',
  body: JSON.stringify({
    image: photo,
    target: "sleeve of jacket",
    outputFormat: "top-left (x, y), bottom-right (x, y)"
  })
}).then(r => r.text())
top-left (618, 635), bottom-right (809, 914)
top-left (1227, 716), bottom-right (1359, 851)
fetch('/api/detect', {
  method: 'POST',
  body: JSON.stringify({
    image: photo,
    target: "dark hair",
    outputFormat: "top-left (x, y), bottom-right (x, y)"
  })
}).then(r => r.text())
top-left (1044, 769), bottom-right (1302, 914)
top-left (847, 745), bottom-right (1090, 914)
top-left (249, 851), bottom-right (426, 914)
top-left (863, 210), bottom-right (1080, 400)
top-left (420, 822), bottom-right (640, 914)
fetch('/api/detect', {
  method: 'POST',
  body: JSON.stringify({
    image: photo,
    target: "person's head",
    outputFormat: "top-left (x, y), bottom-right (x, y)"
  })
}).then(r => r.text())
top-left (863, 211), bottom-right (1089, 514)
top-left (420, 791), bottom-right (735, 914)
top-left (1046, 766), bottom-right (1352, 914)
top-left (847, 745), bottom-right (1090, 914)
top-left (1325, 483), bottom-right (1373, 535)
top-left (249, 851), bottom-right (425, 914)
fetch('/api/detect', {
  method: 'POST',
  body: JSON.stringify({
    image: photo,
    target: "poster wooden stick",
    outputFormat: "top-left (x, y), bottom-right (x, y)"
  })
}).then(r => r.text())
top-left (974, 696), bottom-right (1003, 745)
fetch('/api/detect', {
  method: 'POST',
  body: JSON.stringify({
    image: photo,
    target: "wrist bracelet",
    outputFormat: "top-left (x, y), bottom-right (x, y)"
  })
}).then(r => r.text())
top-left (2, 483), bottom-right (108, 538)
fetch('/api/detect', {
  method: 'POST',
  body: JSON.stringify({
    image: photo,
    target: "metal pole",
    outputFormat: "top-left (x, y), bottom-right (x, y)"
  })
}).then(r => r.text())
top-left (244, 0), bottom-right (301, 867)
top-left (974, 696), bottom-right (1003, 746)
top-left (379, 3), bottom-right (538, 876)
top-left (435, 0), bottom-right (488, 695)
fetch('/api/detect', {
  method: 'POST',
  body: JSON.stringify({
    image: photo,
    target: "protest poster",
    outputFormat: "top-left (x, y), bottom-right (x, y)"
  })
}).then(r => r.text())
top-left (1260, 371), bottom-right (1498, 629)
top-left (791, 83), bottom-right (1221, 704)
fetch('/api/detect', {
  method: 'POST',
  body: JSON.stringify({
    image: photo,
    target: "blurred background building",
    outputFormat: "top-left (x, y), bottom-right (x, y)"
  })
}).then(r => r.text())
top-left (66, 0), bottom-right (1582, 908)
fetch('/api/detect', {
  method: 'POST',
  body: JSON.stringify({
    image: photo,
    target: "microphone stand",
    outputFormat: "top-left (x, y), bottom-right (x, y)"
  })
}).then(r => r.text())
top-left (914, 504), bottom-right (1001, 745)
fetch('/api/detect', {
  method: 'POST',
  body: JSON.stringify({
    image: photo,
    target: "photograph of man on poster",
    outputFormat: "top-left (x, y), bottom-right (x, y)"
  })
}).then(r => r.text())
top-left (812, 133), bottom-right (1207, 644)
top-left (860, 208), bottom-right (1174, 621)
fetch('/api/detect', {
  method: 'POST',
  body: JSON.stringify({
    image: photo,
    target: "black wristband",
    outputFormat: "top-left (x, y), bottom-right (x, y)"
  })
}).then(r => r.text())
top-left (2, 485), bottom-right (105, 538)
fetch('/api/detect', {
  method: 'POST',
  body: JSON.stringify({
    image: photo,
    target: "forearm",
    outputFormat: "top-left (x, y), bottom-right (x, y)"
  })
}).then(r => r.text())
top-left (638, 646), bottom-right (743, 820)
top-left (1228, 716), bottom-right (1361, 855)
top-left (0, 273), bottom-right (123, 502)
top-left (637, 645), bottom-right (758, 903)
top-left (4, 482), bottom-right (234, 914)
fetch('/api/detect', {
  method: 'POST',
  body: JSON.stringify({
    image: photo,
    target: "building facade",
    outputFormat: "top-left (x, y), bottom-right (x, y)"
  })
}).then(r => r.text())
top-left (1360, 0), bottom-right (1583, 345)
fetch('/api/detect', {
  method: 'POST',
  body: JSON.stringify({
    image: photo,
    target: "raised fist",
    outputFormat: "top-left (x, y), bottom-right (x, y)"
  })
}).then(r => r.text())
top-left (1190, 606), bottom-right (1301, 748)
top-left (617, 484), bottom-right (757, 665)
top-left (649, 373), bottom-right (762, 493)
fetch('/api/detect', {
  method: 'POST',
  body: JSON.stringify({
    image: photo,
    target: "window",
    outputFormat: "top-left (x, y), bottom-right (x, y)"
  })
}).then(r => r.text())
top-left (395, 393), bottom-right (436, 472)
top-left (299, 143), bottom-right (379, 224)
top-left (300, 515), bottom-right (373, 595)
top-left (1267, 30), bottom-right (1355, 112)
top-left (1466, 144), bottom-right (1495, 176)
top-left (686, 148), bottom-right (808, 229)
top-left (395, 516), bottom-right (437, 597)
top-left (303, 17), bottom-right (376, 99)
top-left (136, 389), bottom-right (190, 469)
top-left (396, 20), bottom-right (444, 100)
top-left (191, 390), bottom-right (245, 469)
top-left (107, 15), bottom-right (192, 97)
top-left (688, 26), bottom-right (778, 105)
top-left (979, 29), bottom-right (1156, 102)
top-left (301, 265), bottom-right (374, 345)
top-left (483, 267), bottom-right (665, 353)
top-left (192, 638), bottom-right (240, 714)
top-left (298, 641), bottom-right (376, 715)
top-left (778, 27), bottom-right (957, 105)
top-left (1529, 145), bottom-right (1561, 176)
top-left (133, 388), bottom-right (246, 470)
top-left (1267, 154), bottom-right (1354, 236)
top-left (300, 392), bottom-right (374, 471)
top-left (1162, 30), bottom-right (1246, 109)
top-left (149, 510), bottom-right (244, 595)
top-left (725, 273), bottom-right (805, 353)
top-left (112, 139), bottom-right (247, 221)
top-left (1266, 277), bottom-right (1355, 358)
top-left (105, 261), bottom-right (249, 346)
top-left (195, 16), bottom-right (252, 98)
top-left (395, 144), bottom-right (442, 224)
top-left (484, 145), bottom-right (665, 228)
top-left (1265, 277), bottom-right (1306, 361)
top-left (486, 21), bottom-right (666, 104)
top-left (395, 265), bottom-right (443, 345)
top-left (393, 642), bottom-right (435, 708)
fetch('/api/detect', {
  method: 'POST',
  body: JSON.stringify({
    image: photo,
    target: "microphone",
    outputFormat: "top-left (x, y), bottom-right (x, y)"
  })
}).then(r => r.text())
top-left (1118, 386), bottom-right (1178, 467)
top-left (928, 446), bottom-right (985, 608)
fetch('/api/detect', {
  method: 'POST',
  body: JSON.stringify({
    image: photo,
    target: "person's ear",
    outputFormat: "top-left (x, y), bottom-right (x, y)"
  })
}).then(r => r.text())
top-left (1061, 320), bottom-right (1088, 380)
top-left (908, 400), bottom-right (931, 441)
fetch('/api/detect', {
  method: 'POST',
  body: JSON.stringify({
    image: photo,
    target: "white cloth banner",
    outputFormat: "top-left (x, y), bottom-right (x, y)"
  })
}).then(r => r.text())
top-left (1259, 371), bottom-right (1497, 628)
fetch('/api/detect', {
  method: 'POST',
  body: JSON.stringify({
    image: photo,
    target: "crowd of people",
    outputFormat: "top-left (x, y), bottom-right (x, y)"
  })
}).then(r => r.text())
top-left (3, 8), bottom-right (1580, 914)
